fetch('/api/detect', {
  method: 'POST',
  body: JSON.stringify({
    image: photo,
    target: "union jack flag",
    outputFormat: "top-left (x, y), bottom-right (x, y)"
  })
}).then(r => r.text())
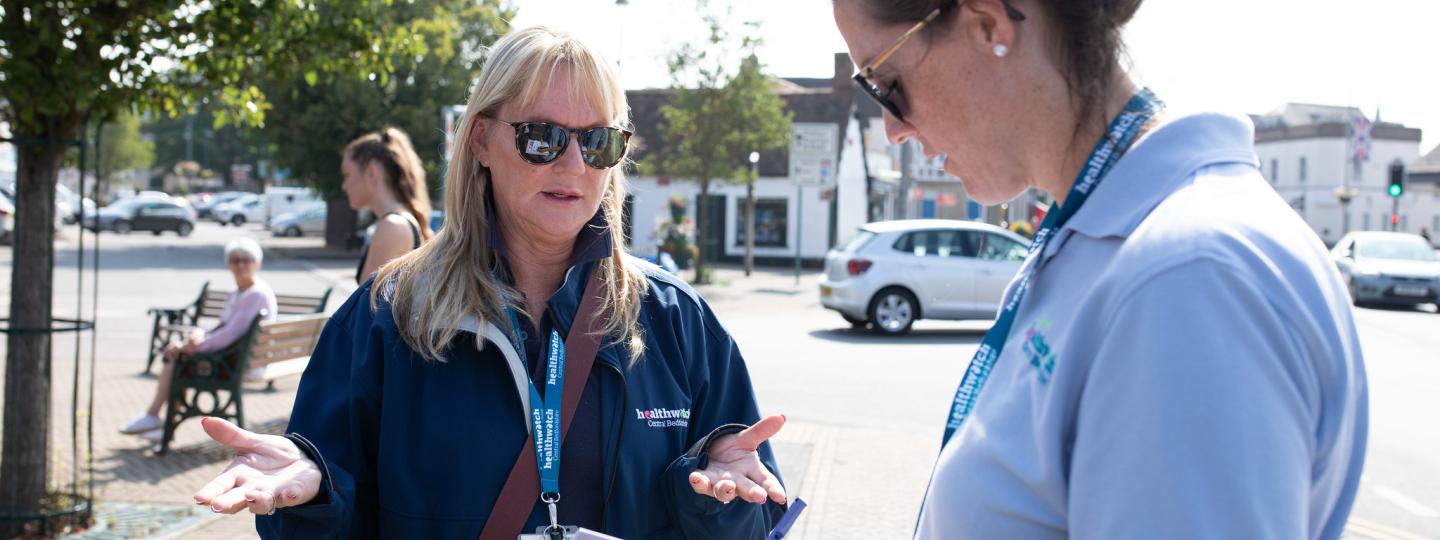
top-left (1351, 114), bottom-right (1373, 163)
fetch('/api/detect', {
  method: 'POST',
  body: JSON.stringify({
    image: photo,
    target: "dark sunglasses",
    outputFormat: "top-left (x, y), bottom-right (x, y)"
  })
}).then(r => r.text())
top-left (853, 0), bottom-right (1026, 122)
top-left (493, 119), bottom-right (633, 170)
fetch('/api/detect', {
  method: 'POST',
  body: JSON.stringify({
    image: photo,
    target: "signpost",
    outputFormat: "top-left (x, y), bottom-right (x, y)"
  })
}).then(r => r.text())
top-left (789, 123), bottom-right (839, 284)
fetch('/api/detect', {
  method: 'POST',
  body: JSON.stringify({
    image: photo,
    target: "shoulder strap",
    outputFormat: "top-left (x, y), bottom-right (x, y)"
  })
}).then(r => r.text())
top-left (384, 210), bottom-right (424, 249)
top-left (479, 266), bottom-right (610, 540)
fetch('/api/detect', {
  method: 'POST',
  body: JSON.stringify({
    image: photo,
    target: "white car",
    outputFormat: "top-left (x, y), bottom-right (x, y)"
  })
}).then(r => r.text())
top-left (1331, 231), bottom-right (1440, 308)
top-left (212, 194), bottom-right (266, 226)
top-left (819, 219), bottom-right (1030, 335)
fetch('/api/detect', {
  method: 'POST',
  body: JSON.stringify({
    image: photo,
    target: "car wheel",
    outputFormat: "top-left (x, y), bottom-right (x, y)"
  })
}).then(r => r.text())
top-left (840, 313), bottom-right (868, 328)
top-left (177, 222), bottom-right (193, 237)
top-left (112, 220), bottom-right (132, 234)
top-left (286, 226), bottom-right (302, 237)
top-left (231, 215), bottom-right (245, 226)
top-left (151, 230), bottom-right (162, 236)
top-left (868, 288), bottom-right (918, 336)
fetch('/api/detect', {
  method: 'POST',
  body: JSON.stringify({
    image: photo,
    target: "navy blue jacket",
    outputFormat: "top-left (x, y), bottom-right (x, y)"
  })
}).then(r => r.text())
top-left (257, 258), bottom-right (785, 539)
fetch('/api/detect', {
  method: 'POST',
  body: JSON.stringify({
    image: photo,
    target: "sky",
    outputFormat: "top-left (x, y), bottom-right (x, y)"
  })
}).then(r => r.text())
top-left (511, 0), bottom-right (1440, 152)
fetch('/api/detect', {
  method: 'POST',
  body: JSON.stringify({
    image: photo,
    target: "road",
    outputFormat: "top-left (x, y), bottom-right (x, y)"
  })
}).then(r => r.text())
top-left (0, 221), bottom-right (1436, 538)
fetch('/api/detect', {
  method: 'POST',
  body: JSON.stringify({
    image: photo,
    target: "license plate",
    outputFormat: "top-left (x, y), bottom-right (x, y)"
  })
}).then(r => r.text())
top-left (1393, 284), bottom-right (1429, 297)
top-left (820, 286), bottom-right (832, 297)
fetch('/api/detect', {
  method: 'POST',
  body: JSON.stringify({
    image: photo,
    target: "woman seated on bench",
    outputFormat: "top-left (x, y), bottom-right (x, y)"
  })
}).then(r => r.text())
top-left (120, 237), bottom-right (278, 442)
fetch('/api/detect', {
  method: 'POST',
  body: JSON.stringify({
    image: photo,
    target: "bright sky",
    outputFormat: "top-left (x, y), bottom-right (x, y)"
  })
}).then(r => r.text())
top-left (511, 0), bottom-right (1440, 151)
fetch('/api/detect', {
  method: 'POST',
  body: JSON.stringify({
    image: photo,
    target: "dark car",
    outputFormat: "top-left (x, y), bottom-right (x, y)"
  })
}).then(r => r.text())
top-left (85, 199), bottom-right (195, 236)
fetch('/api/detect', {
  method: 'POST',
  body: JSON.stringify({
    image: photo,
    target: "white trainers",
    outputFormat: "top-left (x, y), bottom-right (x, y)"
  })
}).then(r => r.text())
top-left (119, 414), bottom-right (162, 435)
top-left (141, 428), bottom-right (164, 443)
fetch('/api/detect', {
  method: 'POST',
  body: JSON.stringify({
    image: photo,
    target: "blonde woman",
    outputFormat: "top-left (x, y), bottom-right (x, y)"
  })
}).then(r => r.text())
top-left (193, 27), bottom-right (788, 539)
top-left (341, 126), bottom-right (433, 282)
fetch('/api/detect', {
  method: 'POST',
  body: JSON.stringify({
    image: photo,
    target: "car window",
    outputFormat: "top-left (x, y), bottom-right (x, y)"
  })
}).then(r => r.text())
top-left (1356, 238), bottom-right (1437, 261)
top-left (839, 230), bottom-right (875, 253)
top-left (980, 234), bottom-right (1028, 262)
top-left (943, 231), bottom-right (982, 258)
top-left (892, 230), bottom-right (977, 258)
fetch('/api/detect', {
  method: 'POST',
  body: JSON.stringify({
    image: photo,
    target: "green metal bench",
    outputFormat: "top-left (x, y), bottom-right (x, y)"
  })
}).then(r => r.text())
top-left (144, 281), bottom-right (333, 374)
top-left (156, 312), bottom-right (330, 454)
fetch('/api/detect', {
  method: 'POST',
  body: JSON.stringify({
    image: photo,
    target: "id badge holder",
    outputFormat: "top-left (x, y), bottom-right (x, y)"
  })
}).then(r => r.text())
top-left (519, 526), bottom-right (623, 540)
top-left (519, 525), bottom-right (578, 540)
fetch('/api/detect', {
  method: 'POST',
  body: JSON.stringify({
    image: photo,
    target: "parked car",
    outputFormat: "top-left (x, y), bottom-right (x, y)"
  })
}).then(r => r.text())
top-left (193, 191), bottom-right (248, 219)
top-left (269, 203), bottom-right (327, 237)
top-left (212, 194), bottom-right (266, 226)
top-left (1331, 231), bottom-right (1440, 308)
top-left (84, 198), bottom-right (195, 236)
top-left (819, 219), bottom-right (1030, 335)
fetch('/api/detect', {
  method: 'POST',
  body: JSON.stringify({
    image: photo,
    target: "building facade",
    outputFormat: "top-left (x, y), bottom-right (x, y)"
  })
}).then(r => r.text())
top-left (1252, 103), bottom-right (1431, 246)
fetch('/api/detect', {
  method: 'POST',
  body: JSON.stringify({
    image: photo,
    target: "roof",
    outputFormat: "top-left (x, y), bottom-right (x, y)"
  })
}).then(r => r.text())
top-left (1410, 143), bottom-right (1440, 175)
top-left (1252, 103), bottom-right (1423, 143)
top-left (860, 219), bottom-right (1009, 234)
top-left (626, 53), bottom-right (866, 178)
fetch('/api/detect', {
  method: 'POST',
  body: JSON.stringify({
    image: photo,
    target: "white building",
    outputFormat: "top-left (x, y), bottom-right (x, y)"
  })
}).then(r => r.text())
top-left (1252, 103), bottom-right (1430, 245)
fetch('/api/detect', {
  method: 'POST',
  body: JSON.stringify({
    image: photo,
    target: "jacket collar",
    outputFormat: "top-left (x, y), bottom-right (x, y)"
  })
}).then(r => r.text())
top-left (1041, 112), bottom-right (1260, 262)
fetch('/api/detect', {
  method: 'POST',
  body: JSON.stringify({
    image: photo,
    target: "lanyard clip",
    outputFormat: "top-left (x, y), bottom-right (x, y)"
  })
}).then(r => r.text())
top-left (542, 492), bottom-right (563, 540)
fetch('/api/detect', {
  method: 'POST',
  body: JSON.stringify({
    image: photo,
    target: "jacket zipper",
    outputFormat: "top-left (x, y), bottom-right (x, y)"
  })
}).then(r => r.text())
top-left (598, 360), bottom-right (626, 532)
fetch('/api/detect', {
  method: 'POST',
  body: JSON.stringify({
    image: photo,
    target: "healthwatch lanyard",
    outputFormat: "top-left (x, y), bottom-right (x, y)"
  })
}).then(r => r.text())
top-left (939, 88), bottom-right (1163, 447)
top-left (505, 308), bottom-right (568, 535)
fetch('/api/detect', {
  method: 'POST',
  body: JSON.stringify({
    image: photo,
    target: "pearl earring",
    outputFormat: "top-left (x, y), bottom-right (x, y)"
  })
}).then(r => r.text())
top-left (993, 44), bottom-right (1009, 58)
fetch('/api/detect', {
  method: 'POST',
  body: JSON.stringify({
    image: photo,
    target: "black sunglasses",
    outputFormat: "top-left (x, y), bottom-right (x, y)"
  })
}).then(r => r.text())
top-left (853, 0), bottom-right (1026, 122)
top-left (493, 119), bottom-right (633, 170)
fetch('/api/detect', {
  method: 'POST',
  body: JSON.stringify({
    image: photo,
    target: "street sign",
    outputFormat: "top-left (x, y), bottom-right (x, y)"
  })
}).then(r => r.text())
top-left (789, 122), bottom-right (839, 187)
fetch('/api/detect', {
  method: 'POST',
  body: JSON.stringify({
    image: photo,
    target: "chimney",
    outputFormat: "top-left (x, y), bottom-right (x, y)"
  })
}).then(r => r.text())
top-left (833, 52), bottom-right (853, 94)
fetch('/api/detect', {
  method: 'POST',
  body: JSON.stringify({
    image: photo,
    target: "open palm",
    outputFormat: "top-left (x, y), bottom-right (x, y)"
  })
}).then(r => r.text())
top-left (687, 414), bottom-right (788, 505)
top-left (192, 417), bottom-right (322, 515)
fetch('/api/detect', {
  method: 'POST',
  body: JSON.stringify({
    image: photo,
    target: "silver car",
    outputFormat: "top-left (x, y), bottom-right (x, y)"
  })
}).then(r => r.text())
top-left (269, 204), bottom-right (327, 237)
top-left (1332, 231), bottom-right (1440, 308)
top-left (819, 219), bottom-right (1030, 335)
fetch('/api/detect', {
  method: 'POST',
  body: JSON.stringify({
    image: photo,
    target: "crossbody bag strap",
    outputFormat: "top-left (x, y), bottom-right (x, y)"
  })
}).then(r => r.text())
top-left (479, 266), bottom-right (611, 540)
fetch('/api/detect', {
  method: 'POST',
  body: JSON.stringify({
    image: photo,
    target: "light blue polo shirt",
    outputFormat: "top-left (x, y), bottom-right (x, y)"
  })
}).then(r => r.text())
top-left (915, 112), bottom-right (1368, 539)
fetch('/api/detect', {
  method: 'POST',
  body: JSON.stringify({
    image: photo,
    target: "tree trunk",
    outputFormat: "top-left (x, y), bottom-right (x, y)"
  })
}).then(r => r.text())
top-left (744, 182), bottom-right (755, 277)
top-left (693, 179), bottom-right (708, 284)
top-left (325, 197), bottom-right (360, 250)
top-left (2, 120), bottom-right (70, 531)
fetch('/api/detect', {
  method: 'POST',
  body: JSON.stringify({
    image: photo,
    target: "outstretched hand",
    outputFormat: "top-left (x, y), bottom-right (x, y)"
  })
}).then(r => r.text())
top-left (192, 417), bottom-right (322, 515)
top-left (687, 414), bottom-right (787, 505)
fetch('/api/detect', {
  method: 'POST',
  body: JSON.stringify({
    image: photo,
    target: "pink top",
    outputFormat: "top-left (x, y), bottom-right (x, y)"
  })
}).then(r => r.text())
top-left (195, 279), bottom-right (278, 353)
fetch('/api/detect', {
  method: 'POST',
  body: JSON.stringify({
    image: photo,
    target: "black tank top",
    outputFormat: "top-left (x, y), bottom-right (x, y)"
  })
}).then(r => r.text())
top-left (356, 211), bottom-right (423, 284)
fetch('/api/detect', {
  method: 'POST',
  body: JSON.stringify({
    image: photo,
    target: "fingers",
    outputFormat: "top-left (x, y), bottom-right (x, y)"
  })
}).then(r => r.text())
top-left (688, 471), bottom-right (712, 498)
top-left (729, 476), bottom-right (770, 504)
top-left (244, 489), bottom-right (277, 515)
top-left (756, 470), bottom-right (787, 505)
top-left (690, 470), bottom-right (762, 504)
top-left (207, 484), bottom-right (254, 514)
top-left (193, 468), bottom-right (241, 505)
top-left (733, 414), bottom-right (786, 451)
top-left (201, 417), bottom-right (258, 451)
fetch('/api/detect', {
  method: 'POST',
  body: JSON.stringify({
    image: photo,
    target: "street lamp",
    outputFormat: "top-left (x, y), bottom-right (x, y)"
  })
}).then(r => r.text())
top-left (745, 151), bottom-right (759, 277)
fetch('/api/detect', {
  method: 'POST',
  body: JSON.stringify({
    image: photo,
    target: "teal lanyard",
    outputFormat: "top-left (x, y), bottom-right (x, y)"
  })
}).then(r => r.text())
top-left (506, 309), bottom-right (565, 497)
top-left (940, 88), bottom-right (1163, 447)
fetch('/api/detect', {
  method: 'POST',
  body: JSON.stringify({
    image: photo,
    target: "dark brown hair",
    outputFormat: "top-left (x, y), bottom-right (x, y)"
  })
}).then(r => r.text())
top-left (344, 126), bottom-right (433, 241)
top-left (856, 0), bottom-right (1142, 133)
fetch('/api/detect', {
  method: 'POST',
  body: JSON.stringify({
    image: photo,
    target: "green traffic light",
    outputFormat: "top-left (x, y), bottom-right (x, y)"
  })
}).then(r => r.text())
top-left (1388, 184), bottom-right (1403, 197)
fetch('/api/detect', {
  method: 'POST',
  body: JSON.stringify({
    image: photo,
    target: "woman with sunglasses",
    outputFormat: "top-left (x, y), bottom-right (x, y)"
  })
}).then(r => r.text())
top-left (341, 126), bottom-right (433, 283)
top-left (192, 26), bottom-right (788, 539)
top-left (835, 0), bottom-right (1365, 538)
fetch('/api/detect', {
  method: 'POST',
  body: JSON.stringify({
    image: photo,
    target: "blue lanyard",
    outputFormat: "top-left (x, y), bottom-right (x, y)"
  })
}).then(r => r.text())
top-left (940, 88), bottom-right (1163, 446)
top-left (506, 309), bottom-right (566, 496)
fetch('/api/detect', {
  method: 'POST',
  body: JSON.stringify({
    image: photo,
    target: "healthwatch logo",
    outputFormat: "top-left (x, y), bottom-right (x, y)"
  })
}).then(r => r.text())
top-left (635, 407), bottom-right (690, 429)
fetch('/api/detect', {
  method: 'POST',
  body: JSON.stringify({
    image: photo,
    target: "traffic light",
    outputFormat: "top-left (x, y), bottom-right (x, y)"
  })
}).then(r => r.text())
top-left (1388, 163), bottom-right (1405, 197)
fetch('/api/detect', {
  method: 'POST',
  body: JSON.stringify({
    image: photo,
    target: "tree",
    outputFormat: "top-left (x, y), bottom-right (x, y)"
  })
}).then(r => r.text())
top-left (648, 2), bottom-right (791, 283)
top-left (144, 105), bottom-right (270, 190)
top-left (261, 0), bottom-right (513, 248)
top-left (96, 111), bottom-right (155, 186)
top-left (725, 55), bottom-right (791, 276)
top-left (0, 1), bottom-right (419, 529)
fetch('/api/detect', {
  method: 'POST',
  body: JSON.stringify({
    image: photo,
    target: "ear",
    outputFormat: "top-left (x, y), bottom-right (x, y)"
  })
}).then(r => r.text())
top-left (963, 0), bottom-right (1019, 56)
top-left (469, 118), bottom-right (492, 168)
top-left (364, 161), bottom-right (384, 186)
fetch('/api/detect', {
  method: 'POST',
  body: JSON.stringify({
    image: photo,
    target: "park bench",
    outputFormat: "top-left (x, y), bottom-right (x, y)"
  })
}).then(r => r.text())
top-left (144, 281), bottom-right (332, 374)
top-left (156, 312), bottom-right (329, 454)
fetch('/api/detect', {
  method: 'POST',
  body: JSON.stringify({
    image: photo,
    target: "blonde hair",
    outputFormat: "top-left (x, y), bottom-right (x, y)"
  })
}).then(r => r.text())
top-left (344, 126), bottom-right (434, 242)
top-left (372, 26), bottom-right (647, 363)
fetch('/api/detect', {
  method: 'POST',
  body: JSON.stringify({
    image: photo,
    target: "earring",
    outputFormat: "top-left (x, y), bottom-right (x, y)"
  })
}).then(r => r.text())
top-left (993, 44), bottom-right (1009, 58)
